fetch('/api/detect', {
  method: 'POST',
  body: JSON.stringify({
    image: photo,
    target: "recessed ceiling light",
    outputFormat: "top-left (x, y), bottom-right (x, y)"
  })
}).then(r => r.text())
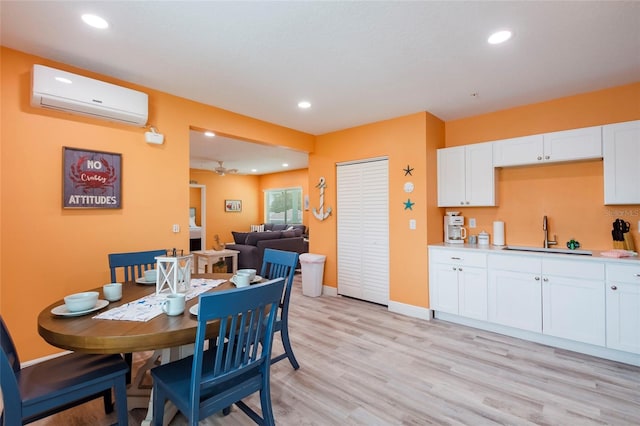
top-left (204, 131), bottom-right (215, 137)
top-left (297, 101), bottom-right (311, 109)
top-left (251, 169), bottom-right (257, 173)
top-left (81, 14), bottom-right (109, 29)
top-left (488, 30), bottom-right (512, 45)
top-left (55, 77), bottom-right (72, 84)
top-left (282, 163), bottom-right (289, 168)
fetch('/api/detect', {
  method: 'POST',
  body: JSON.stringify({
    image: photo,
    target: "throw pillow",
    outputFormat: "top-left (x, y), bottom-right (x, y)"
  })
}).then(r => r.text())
top-left (281, 230), bottom-right (296, 238)
top-left (245, 231), bottom-right (282, 246)
top-left (232, 231), bottom-right (250, 244)
top-left (250, 224), bottom-right (264, 232)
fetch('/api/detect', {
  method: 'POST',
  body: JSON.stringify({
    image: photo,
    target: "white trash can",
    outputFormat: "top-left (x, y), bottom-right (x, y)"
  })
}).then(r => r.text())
top-left (299, 253), bottom-right (326, 297)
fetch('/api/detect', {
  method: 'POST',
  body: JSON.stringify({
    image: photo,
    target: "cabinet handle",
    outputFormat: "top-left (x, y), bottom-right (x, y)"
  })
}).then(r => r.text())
top-left (543, 277), bottom-right (548, 282)
top-left (460, 201), bottom-right (464, 205)
top-left (635, 273), bottom-right (640, 277)
top-left (537, 156), bottom-right (542, 161)
top-left (451, 257), bottom-right (462, 260)
top-left (545, 155), bottom-right (550, 160)
top-left (611, 285), bottom-right (618, 290)
top-left (452, 266), bottom-right (457, 271)
top-left (534, 276), bottom-right (540, 281)
top-left (459, 267), bottom-right (463, 271)
top-left (465, 201), bottom-right (470, 205)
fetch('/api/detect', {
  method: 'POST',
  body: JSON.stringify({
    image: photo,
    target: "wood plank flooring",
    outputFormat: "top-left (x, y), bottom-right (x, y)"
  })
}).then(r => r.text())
top-left (31, 274), bottom-right (640, 425)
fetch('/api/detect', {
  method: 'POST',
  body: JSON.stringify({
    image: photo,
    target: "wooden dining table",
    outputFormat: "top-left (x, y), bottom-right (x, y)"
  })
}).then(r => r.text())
top-left (37, 273), bottom-right (239, 426)
top-left (37, 273), bottom-right (234, 354)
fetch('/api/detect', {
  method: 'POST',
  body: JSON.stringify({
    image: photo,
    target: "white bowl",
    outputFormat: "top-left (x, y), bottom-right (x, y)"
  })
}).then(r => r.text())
top-left (64, 291), bottom-right (99, 312)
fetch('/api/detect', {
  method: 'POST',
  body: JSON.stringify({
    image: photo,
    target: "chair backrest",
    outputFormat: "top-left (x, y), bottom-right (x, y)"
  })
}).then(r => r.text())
top-left (190, 278), bottom-right (285, 411)
top-left (0, 315), bottom-right (23, 416)
top-left (259, 248), bottom-right (299, 311)
top-left (108, 249), bottom-right (166, 282)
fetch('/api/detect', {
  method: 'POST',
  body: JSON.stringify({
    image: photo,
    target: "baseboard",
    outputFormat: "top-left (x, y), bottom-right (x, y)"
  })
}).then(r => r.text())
top-left (322, 285), bottom-right (337, 296)
top-left (388, 301), bottom-right (432, 320)
top-left (21, 350), bottom-right (71, 368)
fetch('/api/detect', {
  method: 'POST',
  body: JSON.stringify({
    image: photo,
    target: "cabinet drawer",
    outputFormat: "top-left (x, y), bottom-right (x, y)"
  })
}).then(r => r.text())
top-left (543, 258), bottom-right (604, 280)
top-left (488, 254), bottom-right (539, 273)
top-left (607, 263), bottom-right (640, 283)
top-left (430, 249), bottom-right (486, 267)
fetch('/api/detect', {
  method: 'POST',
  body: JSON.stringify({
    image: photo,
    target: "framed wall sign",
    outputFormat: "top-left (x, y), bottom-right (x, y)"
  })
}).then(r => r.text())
top-left (225, 199), bottom-right (241, 212)
top-left (62, 147), bottom-right (122, 209)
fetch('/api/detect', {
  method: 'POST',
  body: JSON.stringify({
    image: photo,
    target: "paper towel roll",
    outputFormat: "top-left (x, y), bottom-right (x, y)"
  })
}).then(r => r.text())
top-left (493, 221), bottom-right (505, 246)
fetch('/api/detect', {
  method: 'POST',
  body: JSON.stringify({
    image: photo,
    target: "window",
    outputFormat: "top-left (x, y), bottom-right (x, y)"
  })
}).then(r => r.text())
top-left (264, 187), bottom-right (302, 225)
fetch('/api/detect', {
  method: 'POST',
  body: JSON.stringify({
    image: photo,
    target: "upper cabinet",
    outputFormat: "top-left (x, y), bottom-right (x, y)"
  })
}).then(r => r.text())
top-left (437, 142), bottom-right (495, 207)
top-left (493, 126), bottom-right (602, 167)
top-left (603, 120), bottom-right (640, 205)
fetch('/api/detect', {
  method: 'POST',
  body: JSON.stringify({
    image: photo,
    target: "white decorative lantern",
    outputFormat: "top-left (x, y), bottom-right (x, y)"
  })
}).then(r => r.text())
top-left (156, 254), bottom-right (192, 295)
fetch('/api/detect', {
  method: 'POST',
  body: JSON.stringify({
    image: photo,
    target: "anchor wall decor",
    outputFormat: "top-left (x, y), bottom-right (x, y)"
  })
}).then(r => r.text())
top-left (312, 176), bottom-right (332, 221)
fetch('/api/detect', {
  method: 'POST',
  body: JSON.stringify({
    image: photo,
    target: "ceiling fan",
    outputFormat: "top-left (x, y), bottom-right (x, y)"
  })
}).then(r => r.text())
top-left (211, 160), bottom-right (238, 176)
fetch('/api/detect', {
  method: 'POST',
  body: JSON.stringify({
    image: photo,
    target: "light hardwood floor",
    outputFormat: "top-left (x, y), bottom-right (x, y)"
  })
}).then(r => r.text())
top-left (32, 274), bottom-right (640, 425)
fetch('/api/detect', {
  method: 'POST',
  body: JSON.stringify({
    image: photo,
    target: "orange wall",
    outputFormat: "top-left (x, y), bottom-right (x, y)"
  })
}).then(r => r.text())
top-left (313, 112), bottom-right (445, 307)
top-left (445, 83), bottom-right (640, 250)
top-left (0, 47), bottom-right (314, 360)
top-left (259, 168), bottom-right (310, 229)
top-left (189, 169), bottom-right (261, 246)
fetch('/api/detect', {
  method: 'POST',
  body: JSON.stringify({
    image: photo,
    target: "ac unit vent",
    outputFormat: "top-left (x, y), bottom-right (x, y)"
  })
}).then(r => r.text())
top-left (31, 64), bottom-right (148, 127)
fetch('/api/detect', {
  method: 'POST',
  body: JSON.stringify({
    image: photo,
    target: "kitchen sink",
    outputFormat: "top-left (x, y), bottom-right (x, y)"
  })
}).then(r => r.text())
top-left (502, 245), bottom-right (593, 256)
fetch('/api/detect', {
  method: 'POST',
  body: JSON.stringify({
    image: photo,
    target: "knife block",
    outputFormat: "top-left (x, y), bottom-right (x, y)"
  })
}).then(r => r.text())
top-left (623, 233), bottom-right (635, 251)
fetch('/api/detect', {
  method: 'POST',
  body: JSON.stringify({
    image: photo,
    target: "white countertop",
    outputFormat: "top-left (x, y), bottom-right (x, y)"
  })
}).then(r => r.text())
top-left (428, 243), bottom-right (640, 265)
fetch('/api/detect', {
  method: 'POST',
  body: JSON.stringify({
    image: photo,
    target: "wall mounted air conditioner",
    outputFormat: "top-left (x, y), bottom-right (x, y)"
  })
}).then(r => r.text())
top-left (31, 64), bottom-right (148, 127)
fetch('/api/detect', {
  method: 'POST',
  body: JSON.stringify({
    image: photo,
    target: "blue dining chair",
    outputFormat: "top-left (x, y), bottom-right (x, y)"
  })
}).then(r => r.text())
top-left (108, 249), bottom-right (166, 282)
top-left (108, 248), bottom-right (166, 381)
top-left (0, 315), bottom-right (129, 425)
top-left (151, 278), bottom-right (285, 426)
top-left (260, 248), bottom-right (300, 369)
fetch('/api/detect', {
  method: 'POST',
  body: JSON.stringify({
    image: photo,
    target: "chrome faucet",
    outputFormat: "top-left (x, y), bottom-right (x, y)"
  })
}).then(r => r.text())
top-left (543, 215), bottom-right (557, 248)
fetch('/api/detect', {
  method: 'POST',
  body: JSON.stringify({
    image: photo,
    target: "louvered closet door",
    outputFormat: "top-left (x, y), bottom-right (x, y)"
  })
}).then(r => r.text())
top-left (337, 158), bottom-right (389, 305)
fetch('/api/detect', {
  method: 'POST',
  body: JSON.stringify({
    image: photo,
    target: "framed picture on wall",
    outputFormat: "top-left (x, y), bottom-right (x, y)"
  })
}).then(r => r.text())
top-left (225, 199), bottom-right (242, 212)
top-left (62, 147), bottom-right (122, 209)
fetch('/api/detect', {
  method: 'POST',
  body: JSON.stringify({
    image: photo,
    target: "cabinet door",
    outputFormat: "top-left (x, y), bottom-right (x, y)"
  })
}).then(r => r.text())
top-left (606, 266), bottom-right (640, 354)
top-left (459, 266), bottom-right (488, 320)
top-left (603, 120), bottom-right (640, 205)
top-left (542, 126), bottom-right (602, 163)
top-left (542, 277), bottom-right (605, 346)
top-left (488, 269), bottom-right (542, 332)
top-left (429, 263), bottom-right (459, 314)
top-left (465, 142), bottom-right (495, 206)
top-left (492, 134), bottom-right (543, 167)
top-left (437, 146), bottom-right (466, 207)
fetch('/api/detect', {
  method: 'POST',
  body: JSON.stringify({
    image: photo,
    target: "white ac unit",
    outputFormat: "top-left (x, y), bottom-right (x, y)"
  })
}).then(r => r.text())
top-left (31, 64), bottom-right (148, 127)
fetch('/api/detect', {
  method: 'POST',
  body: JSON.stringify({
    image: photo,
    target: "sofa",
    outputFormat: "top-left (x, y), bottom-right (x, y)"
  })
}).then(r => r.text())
top-left (225, 224), bottom-right (308, 270)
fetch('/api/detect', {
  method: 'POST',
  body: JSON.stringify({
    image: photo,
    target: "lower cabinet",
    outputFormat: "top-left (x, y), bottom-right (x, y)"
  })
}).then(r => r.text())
top-left (488, 255), bottom-right (542, 332)
top-left (430, 246), bottom-right (640, 363)
top-left (429, 248), bottom-right (487, 320)
top-left (541, 259), bottom-right (605, 346)
top-left (606, 264), bottom-right (640, 354)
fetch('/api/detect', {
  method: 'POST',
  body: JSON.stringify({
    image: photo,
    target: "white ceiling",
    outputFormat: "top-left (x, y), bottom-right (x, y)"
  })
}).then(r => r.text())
top-left (2, 1), bottom-right (639, 174)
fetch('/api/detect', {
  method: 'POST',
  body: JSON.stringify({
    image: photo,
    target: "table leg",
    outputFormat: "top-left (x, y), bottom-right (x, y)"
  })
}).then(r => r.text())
top-left (140, 345), bottom-right (194, 426)
top-left (231, 254), bottom-right (238, 273)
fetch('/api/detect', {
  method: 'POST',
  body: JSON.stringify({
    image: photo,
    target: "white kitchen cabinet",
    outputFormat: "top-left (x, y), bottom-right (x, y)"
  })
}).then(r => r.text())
top-left (429, 248), bottom-right (487, 320)
top-left (437, 142), bottom-right (495, 207)
top-left (603, 120), bottom-right (640, 205)
top-left (542, 259), bottom-right (605, 346)
top-left (606, 264), bottom-right (640, 354)
top-left (493, 126), bottom-right (602, 167)
top-left (488, 254), bottom-right (542, 332)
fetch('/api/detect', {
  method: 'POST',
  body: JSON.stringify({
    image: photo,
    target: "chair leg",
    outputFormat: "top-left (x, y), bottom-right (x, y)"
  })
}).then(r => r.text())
top-left (152, 386), bottom-right (165, 426)
top-left (259, 382), bottom-right (275, 426)
top-left (280, 326), bottom-right (300, 370)
top-left (222, 406), bottom-right (232, 416)
top-left (114, 377), bottom-right (129, 426)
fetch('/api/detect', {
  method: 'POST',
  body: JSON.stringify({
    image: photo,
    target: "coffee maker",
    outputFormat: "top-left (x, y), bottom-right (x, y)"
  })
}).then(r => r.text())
top-left (444, 212), bottom-right (467, 244)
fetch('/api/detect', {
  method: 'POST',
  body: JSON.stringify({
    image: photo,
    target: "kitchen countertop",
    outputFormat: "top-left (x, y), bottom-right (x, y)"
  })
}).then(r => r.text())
top-left (429, 243), bottom-right (640, 265)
